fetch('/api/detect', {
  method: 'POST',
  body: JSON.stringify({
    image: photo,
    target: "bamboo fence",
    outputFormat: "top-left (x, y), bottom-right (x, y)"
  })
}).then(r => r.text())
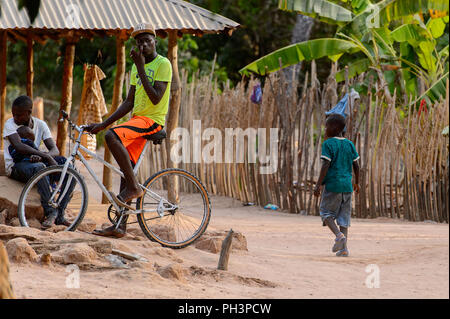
top-left (137, 65), bottom-right (449, 223)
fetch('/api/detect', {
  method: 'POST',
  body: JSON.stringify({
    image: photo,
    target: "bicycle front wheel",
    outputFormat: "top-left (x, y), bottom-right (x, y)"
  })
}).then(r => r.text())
top-left (17, 165), bottom-right (88, 231)
top-left (136, 168), bottom-right (211, 249)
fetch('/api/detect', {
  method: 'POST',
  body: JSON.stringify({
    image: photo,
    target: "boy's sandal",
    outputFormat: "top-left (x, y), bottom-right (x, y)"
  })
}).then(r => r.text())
top-left (109, 191), bottom-right (135, 211)
top-left (336, 248), bottom-right (349, 257)
top-left (332, 234), bottom-right (347, 253)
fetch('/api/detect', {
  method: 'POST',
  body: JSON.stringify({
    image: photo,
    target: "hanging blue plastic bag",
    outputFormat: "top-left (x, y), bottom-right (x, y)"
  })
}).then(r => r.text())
top-left (250, 83), bottom-right (262, 104)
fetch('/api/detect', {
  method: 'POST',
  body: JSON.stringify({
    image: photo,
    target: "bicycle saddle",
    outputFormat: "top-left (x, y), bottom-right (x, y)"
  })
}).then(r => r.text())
top-left (144, 128), bottom-right (166, 145)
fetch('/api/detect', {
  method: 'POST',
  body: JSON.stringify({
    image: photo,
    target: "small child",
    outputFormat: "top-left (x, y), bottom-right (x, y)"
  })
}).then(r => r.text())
top-left (8, 126), bottom-right (66, 166)
top-left (314, 114), bottom-right (360, 257)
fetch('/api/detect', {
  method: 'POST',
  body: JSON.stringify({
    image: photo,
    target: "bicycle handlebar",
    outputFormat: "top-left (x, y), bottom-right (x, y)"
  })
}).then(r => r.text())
top-left (59, 110), bottom-right (88, 135)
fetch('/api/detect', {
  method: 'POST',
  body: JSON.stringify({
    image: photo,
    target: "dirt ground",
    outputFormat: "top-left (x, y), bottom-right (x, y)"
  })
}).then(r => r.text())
top-left (6, 149), bottom-right (449, 299)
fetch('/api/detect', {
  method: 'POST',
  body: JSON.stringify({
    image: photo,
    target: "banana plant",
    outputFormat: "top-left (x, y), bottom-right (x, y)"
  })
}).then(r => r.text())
top-left (240, 0), bottom-right (449, 104)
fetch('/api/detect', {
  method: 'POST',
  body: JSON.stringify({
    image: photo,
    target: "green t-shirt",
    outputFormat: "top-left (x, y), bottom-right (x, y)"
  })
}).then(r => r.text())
top-left (320, 137), bottom-right (360, 193)
top-left (130, 55), bottom-right (172, 126)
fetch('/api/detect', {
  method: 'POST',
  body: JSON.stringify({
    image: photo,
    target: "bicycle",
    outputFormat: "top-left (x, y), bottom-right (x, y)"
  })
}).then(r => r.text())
top-left (17, 111), bottom-right (211, 249)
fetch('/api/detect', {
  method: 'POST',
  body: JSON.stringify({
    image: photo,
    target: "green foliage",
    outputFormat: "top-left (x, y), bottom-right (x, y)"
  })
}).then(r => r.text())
top-left (241, 0), bottom-right (449, 105)
top-left (188, 0), bottom-right (298, 82)
top-left (278, 0), bottom-right (354, 24)
top-left (240, 38), bottom-right (360, 75)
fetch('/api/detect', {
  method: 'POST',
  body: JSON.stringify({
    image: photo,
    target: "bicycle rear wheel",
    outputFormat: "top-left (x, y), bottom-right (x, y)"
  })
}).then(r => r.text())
top-left (136, 168), bottom-right (211, 249)
top-left (17, 165), bottom-right (88, 231)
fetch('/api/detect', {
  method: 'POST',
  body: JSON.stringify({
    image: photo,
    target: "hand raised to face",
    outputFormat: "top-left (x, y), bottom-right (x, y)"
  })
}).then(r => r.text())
top-left (130, 45), bottom-right (146, 67)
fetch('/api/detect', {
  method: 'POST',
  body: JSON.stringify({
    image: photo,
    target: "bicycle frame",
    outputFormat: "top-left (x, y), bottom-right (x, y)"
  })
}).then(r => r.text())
top-left (50, 119), bottom-right (177, 220)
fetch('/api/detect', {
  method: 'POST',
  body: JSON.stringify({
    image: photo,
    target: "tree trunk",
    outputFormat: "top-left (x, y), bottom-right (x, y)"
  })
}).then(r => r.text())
top-left (56, 39), bottom-right (76, 156)
top-left (283, 14), bottom-right (315, 82)
top-left (102, 33), bottom-right (127, 204)
top-left (26, 34), bottom-right (34, 100)
top-left (166, 31), bottom-right (182, 204)
top-left (0, 31), bottom-right (7, 150)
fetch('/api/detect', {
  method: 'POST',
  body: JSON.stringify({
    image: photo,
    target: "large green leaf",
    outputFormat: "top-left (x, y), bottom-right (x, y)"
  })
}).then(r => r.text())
top-left (350, 0), bottom-right (373, 14)
top-left (391, 24), bottom-right (428, 44)
top-left (278, 0), bottom-right (353, 24)
top-left (341, 0), bottom-right (449, 37)
top-left (417, 41), bottom-right (437, 72)
top-left (335, 58), bottom-right (371, 82)
top-left (427, 17), bottom-right (447, 38)
top-left (377, 0), bottom-right (449, 26)
top-left (412, 71), bottom-right (449, 105)
top-left (239, 39), bottom-right (360, 76)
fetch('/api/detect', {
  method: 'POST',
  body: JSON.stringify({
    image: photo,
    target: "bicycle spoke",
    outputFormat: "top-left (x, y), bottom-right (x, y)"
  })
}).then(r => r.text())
top-left (136, 169), bottom-right (211, 248)
top-left (18, 166), bottom-right (88, 231)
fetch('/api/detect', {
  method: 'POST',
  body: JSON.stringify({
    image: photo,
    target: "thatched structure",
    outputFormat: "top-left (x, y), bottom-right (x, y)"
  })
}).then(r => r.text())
top-left (0, 0), bottom-right (239, 202)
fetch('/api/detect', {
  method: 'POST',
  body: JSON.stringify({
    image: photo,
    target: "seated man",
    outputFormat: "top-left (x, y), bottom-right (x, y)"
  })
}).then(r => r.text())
top-left (3, 95), bottom-right (71, 228)
top-left (86, 23), bottom-right (172, 238)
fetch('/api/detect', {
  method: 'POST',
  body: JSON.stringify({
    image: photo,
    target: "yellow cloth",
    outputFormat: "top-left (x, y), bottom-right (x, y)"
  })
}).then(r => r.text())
top-left (130, 55), bottom-right (172, 126)
top-left (77, 65), bottom-right (107, 157)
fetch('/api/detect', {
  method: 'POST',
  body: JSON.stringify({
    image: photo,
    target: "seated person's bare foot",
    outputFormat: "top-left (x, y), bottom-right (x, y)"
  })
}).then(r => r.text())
top-left (118, 186), bottom-right (144, 203)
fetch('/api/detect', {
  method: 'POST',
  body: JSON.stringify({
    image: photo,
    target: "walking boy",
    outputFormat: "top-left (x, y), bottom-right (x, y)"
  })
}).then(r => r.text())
top-left (314, 114), bottom-right (360, 257)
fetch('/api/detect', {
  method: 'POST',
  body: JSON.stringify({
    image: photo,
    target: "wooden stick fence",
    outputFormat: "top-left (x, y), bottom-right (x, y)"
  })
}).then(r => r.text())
top-left (137, 66), bottom-right (449, 223)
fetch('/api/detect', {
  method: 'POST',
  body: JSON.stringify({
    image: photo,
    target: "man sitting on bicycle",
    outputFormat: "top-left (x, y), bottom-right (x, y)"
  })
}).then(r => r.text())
top-left (86, 23), bottom-right (172, 238)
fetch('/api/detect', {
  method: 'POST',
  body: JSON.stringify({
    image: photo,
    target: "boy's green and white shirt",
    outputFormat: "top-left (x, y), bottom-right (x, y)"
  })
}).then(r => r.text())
top-left (320, 137), bottom-right (360, 193)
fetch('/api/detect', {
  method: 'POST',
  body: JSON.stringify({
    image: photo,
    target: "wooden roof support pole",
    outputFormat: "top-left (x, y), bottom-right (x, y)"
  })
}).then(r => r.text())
top-left (166, 30), bottom-right (182, 204)
top-left (56, 36), bottom-right (76, 156)
top-left (101, 31), bottom-right (127, 204)
top-left (26, 34), bottom-right (34, 99)
top-left (0, 31), bottom-right (7, 150)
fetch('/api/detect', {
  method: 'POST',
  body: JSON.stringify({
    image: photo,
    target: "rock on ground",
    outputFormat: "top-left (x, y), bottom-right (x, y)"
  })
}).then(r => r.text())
top-left (77, 219), bottom-right (97, 233)
top-left (0, 241), bottom-right (15, 299)
top-left (5, 238), bottom-right (38, 263)
top-left (52, 243), bottom-right (98, 265)
top-left (157, 263), bottom-right (187, 283)
top-left (195, 230), bottom-right (248, 254)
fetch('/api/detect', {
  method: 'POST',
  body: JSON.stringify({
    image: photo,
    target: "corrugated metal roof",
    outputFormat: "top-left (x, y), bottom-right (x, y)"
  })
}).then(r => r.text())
top-left (0, 0), bottom-right (239, 35)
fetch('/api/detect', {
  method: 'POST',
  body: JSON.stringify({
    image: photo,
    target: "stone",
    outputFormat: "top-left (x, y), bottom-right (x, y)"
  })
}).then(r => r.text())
top-left (0, 176), bottom-right (44, 221)
top-left (0, 210), bottom-right (6, 225)
top-left (27, 218), bottom-right (43, 229)
top-left (157, 263), bottom-right (187, 283)
top-left (151, 225), bottom-right (176, 243)
top-left (6, 238), bottom-right (38, 263)
top-left (0, 241), bottom-right (15, 299)
top-left (46, 225), bottom-right (67, 233)
top-left (195, 230), bottom-right (248, 254)
top-left (52, 243), bottom-right (98, 265)
top-left (40, 253), bottom-right (52, 266)
top-left (77, 219), bottom-right (97, 233)
top-left (126, 226), bottom-right (144, 237)
top-left (195, 237), bottom-right (222, 254)
top-left (9, 218), bottom-right (20, 227)
top-left (88, 240), bottom-right (113, 255)
top-left (105, 254), bottom-right (129, 269)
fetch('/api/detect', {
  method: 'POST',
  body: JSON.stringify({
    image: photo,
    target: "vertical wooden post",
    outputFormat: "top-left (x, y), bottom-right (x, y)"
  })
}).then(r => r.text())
top-left (166, 31), bottom-right (182, 203)
top-left (218, 229), bottom-right (234, 271)
top-left (32, 97), bottom-right (44, 120)
top-left (56, 35), bottom-right (76, 156)
top-left (26, 34), bottom-right (34, 100)
top-left (102, 32), bottom-right (127, 204)
top-left (0, 31), bottom-right (7, 150)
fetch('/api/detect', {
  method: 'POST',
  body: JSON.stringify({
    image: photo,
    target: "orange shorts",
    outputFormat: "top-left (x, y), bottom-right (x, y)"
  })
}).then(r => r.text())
top-left (110, 116), bottom-right (163, 164)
